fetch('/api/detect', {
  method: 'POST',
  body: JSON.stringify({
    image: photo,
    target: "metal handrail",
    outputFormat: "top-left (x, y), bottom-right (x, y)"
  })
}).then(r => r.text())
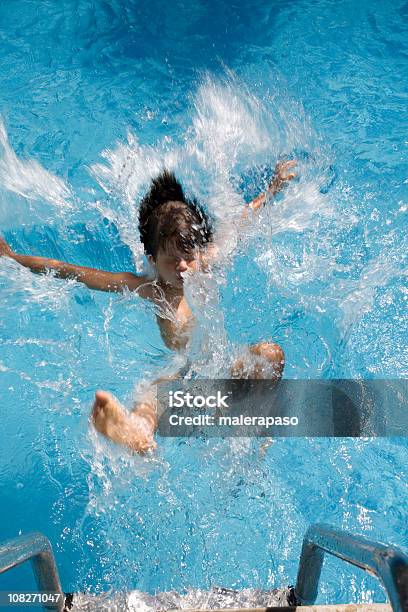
top-left (295, 523), bottom-right (408, 612)
top-left (0, 532), bottom-right (64, 611)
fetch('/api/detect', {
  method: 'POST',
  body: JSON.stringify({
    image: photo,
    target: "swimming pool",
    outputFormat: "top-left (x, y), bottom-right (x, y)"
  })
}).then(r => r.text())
top-left (0, 0), bottom-right (407, 605)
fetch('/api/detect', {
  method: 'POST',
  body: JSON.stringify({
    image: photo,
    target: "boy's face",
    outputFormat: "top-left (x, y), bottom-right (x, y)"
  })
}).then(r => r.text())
top-left (152, 246), bottom-right (199, 289)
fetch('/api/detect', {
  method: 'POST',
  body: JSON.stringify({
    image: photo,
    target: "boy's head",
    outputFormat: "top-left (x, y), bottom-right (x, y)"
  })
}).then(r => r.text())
top-left (139, 170), bottom-right (213, 287)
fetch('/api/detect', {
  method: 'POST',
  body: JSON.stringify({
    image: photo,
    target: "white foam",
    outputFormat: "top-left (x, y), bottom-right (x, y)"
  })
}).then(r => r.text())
top-left (0, 119), bottom-right (72, 228)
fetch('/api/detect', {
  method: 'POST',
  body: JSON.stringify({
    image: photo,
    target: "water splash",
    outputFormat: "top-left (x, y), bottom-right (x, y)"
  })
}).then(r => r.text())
top-left (71, 585), bottom-right (292, 610)
top-left (0, 119), bottom-right (72, 228)
top-left (1, 67), bottom-right (407, 599)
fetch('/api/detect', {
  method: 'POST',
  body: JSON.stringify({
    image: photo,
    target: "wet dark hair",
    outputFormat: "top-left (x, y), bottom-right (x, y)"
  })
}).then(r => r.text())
top-left (138, 170), bottom-right (213, 259)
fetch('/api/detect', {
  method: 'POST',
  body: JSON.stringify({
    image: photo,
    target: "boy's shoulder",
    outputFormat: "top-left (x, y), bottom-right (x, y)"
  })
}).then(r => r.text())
top-left (116, 272), bottom-right (155, 299)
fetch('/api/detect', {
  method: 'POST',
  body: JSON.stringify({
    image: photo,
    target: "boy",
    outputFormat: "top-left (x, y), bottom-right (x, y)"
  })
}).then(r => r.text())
top-left (0, 160), bottom-right (296, 453)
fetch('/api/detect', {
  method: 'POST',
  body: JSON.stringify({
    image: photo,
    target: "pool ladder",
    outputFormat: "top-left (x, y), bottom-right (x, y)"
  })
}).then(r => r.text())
top-left (0, 524), bottom-right (407, 611)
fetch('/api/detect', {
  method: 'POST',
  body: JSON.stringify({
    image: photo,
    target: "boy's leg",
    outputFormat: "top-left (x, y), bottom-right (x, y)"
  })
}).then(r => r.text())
top-left (92, 390), bottom-right (158, 453)
top-left (230, 341), bottom-right (285, 379)
top-left (91, 370), bottom-right (181, 453)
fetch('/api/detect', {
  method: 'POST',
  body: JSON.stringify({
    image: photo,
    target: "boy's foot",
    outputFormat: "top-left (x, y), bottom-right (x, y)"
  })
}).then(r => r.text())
top-left (230, 341), bottom-right (285, 379)
top-left (92, 391), bottom-right (156, 453)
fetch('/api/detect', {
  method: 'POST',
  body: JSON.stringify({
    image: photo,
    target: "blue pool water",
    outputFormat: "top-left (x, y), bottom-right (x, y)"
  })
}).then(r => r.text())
top-left (0, 0), bottom-right (407, 606)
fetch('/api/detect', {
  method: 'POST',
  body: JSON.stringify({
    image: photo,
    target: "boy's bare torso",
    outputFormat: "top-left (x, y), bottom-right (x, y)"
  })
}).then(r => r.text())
top-left (135, 276), bottom-right (195, 351)
top-left (158, 298), bottom-right (193, 351)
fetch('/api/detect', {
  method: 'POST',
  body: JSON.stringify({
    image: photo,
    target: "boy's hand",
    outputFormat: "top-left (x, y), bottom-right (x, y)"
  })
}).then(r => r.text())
top-left (268, 159), bottom-right (297, 195)
top-left (0, 236), bottom-right (13, 258)
top-left (246, 159), bottom-right (297, 213)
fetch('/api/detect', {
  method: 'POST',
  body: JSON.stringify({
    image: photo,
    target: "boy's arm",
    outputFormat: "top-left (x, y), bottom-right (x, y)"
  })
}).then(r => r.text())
top-left (245, 159), bottom-right (297, 213)
top-left (0, 237), bottom-right (148, 294)
top-left (199, 160), bottom-right (297, 268)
